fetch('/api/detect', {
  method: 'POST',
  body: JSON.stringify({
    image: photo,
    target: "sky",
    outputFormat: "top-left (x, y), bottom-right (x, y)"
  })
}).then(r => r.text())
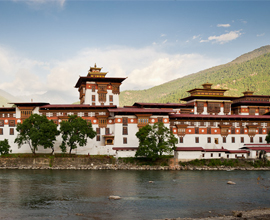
top-left (0, 0), bottom-right (270, 103)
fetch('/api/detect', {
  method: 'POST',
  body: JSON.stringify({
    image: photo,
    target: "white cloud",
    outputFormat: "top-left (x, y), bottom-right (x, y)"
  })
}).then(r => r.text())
top-left (200, 30), bottom-right (242, 44)
top-left (192, 35), bottom-right (201, 40)
top-left (257, 33), bottom-right (265, 37)
top-left (162, 39), bottom-right (168, 44)
top-left (217, 24), bottom-right (231, 28)
top-left (240, 19), bottom-right (247, 24)
top-left (161, 34), bottom-right (166, 37)
top-left (0, 46), bottom-right (222, 102)
top-left (12, 0), bottom-right (66, 8)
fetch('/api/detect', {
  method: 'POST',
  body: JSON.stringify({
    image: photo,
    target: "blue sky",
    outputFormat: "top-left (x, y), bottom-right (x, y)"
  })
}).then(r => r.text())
top-left (0, 0), bottom-right (269, 103)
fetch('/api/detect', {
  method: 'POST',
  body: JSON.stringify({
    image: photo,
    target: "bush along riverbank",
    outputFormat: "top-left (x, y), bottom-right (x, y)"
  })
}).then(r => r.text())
top-left (1, 154), bottom-right (270, 170)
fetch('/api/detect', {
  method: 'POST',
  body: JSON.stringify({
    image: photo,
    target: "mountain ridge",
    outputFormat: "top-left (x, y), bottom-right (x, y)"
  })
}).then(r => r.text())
top-left (119, 45), bottom-right (270, 106)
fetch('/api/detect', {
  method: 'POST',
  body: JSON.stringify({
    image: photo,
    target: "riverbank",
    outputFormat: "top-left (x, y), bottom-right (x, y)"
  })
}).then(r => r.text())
top-left (1, 156), bottom-right (270, 170)
top-left (161, 208), bottom-right (270, 220)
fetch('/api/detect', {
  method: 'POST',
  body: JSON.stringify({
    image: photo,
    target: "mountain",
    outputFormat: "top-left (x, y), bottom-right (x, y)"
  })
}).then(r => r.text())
top-left (0, 89), bottom-right (22, 107)
top-left (17, 90), bottom-right (78, 104)
top-left (119, 45), bottom-right (270, 106)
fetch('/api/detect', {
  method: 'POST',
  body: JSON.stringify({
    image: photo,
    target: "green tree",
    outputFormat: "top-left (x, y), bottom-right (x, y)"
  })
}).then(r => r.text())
top-left (0, 139), bottom-right (11, 155)
top-left (59, 115), bottom-right (96, 154)
top-left (135, 122), bottom-right (177, 160)
top-left (265, 131), bottom-right (270, 144)
top-left (15, 114), bottom-right (60, 154)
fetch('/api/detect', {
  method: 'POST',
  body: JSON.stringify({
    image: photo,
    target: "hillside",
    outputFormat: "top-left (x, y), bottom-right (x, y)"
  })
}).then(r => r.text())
top-left (0, 89), bottom-right (21, 107)
top-left (119, 45), bottom-right (270, 106)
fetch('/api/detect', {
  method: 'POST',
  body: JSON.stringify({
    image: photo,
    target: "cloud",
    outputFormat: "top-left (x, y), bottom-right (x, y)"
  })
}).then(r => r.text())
top-left (162, 39), bottom-right (168, 44)
top-left (217, 24), bottom-right (231, 28)
top-left (240, 19), bottom-right (247, 24)
top-left (0, 46), bottom-right (222, 102)
top-left (192, 35), bottom-right (201, 40)
top-left (160, 34), bottom-right (166, 37)
top-left (200, 30), bottom-right (242, 44)
top-left (12, 0), bottom-right (66, 8)
top-left (257, 33), bottom-right (265, 37)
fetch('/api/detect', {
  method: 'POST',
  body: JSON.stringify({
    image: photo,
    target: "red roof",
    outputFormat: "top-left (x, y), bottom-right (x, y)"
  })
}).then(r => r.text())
top-left (108, 108), bottom-right (173, 113)
top-left (40, 104), bottom-right (117, 110)
top-left (226, 150), bottom-right (248, 154)
top-left (113, 147), bottom-right (138, 151)
top-left (203, 149), bottom-right (229, 152)
top-left (133, 102), bottom-right (193, 108)
top-left (175, 147), bottom-right (204, 151)
top-left (170, 113), bottom-right (270, 120)
top-left (241, 147), bottom-right (270, 152)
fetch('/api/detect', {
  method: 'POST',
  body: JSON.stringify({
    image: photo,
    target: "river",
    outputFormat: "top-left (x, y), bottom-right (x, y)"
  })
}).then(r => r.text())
top-left (0, 170), bottom-right (270, 220)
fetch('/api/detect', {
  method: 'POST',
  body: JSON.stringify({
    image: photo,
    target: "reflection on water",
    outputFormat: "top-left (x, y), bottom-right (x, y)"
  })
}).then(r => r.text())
top-left (0, 170), bottom-right (270, 219)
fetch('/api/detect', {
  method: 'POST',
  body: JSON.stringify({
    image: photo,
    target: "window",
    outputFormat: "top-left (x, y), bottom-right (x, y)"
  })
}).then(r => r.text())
top-left (96, 128), bottom-right (100, 135)
top-left (231, 126), bottom-right (235, 134)
top-left (179, 137), bottom-right (183, 143)
top-left (92, 102), bottom-right (95, 106)
top-left (98, 118), bottom-right (107, 128)
top-left (259, 137), bottom-right (263, 143)
top-left (92, 86), bottom-right (95, 92)
top-left (202, 154), bottom-right (205, 157)
top-left (195, 137), bottom-right (199, 143)
top-left (105, 128), bottom-right (110, 135)
top-left (0, 120), bottom-right (4, 127)
top-left (240, 127), bottom-right (245, 134)
top-left (123, 117), bottom-right (128, 126)
top-left (215, 138), bottom-right (219, 144)
top-left (259, 127), bottom-right (263, 134)
top-left (123, 127), bottom-right (128, 135)
top-left (10, 128), bottom-right (14, 135)
top-left (123, 137), bottom-right (127, 144)
top-left (227, 154), bottom-right (229, 158)
top-left (207, 137), bottom-right (211, 143)
top-left (109, 95), bottom-right (113, 102)
top-left (232, 137), bottom-right (235, 143)
top-left (96, 135), bottom-right (100, 141)
top-left (195, 127), bottom-right (199, 134)
top-left (207, 127), bottom-right (211, 134)
top-left (200, 121), bottom-right (205, 126)
top-left (158, 117), bottom-right (163, 123)
top-left (92, 95), bottom-right (96, 102)
top-left (219, 153), bottom-right (221, 157)
top-left (211, 153), bottom-right (213, 157)
top-left (241, 137), bottom-right (244, 143)
top-left (8, 120), bottom-right (15, 127)
top-left (223, 137), bottom-right (226, 143)
top-left (0, 128), bottom-right (3, 135)
top-left (250, 137), bottom-right (254, 143)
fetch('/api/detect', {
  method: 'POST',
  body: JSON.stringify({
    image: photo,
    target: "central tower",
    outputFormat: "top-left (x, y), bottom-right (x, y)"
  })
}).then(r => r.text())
top-left (75, 64), bottom-right (126, 106)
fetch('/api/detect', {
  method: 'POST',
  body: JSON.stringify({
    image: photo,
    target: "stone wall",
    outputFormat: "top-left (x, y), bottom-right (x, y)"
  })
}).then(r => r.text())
top-left (0, 157), bottom-right (270, 170)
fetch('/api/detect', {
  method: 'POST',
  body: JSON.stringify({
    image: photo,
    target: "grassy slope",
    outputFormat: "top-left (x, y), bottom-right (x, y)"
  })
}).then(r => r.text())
top-left (120, 45), bottom-right (270, 106)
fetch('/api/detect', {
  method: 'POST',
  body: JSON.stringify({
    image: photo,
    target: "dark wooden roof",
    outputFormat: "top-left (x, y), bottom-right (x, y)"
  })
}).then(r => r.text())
top-left (170, 113), bottom-right (270, 120)
top-left (108, 107), bottom-right (174, 114)
top-left (75, 76), bottom-right (126, 88)
top-left (40, 104), bottom-right (117, 110)
top-left (181, 96), bottom-right (237, 102)
top-left (10, 102), bottom-right (49, 107)
top-left (132, 102), bottom-right (193, 108)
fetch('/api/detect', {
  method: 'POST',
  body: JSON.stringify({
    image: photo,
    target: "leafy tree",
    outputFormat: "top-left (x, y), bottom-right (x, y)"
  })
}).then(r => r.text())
top-left (135, 122), bottom-right (177, 160)
top-left (59, 115), bottom-right (96, 154)
top-left (0, 139), bottom-right (12, 155)
top-left (265, 131), bottom-right (270, 144)
top-left (15, 114), bottom-right (60, 154)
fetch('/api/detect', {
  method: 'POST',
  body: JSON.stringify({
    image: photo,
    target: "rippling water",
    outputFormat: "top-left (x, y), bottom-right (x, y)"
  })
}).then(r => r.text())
top-left (0, 170), bottom-right (270, 220)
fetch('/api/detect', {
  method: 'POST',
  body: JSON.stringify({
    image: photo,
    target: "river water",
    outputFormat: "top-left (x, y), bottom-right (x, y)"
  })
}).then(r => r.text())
top-left (0, 170), bottom-right (270, 220)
